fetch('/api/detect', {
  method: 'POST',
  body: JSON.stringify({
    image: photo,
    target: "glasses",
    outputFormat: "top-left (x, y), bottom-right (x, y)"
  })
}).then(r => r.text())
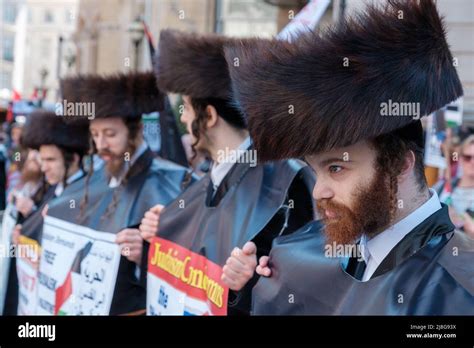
top-left (462, 154), bottom-right (474, 162)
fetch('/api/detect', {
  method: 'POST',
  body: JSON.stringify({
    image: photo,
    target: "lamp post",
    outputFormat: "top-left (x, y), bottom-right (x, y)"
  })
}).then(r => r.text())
top-left (57, 36), bottom-right (77, 76)
top-left (38, 68), bottom-right (49, 107)
top-left (128, 17), bottom-right (145, 71)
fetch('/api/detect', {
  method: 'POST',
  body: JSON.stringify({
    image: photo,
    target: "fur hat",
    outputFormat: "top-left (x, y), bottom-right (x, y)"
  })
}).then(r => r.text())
top-left (21, 110), bottom-right (89, 155)
top-left (155, 29), bottom-right (238, 99)
top-left (155, 29), bottom-right (263, 129)
top-left (225, 0), bottom-right (463, 161)
top-left (60, 72), bottom-right (164, 122)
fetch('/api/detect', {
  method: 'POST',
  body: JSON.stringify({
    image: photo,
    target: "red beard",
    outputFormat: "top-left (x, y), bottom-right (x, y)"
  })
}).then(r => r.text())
top-left (98, 150), bottom-right (126, 178)
top-left (316, 171), bottom-right (395, 245)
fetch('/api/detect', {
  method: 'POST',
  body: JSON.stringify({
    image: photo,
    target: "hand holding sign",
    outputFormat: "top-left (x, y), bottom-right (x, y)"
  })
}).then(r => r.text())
top-left (12, 224), bottom-right (22, 245)
top-left (42, 204), bottom-right (49, 218)
top-left (256, 256), bottom-right (272, 277)
top-left (15, 196), bottom-right (35, 217)
top-left (116, 228), bottom-right (143, 266)
top-left (139, 204), bottom-right (164, 243)
top-left (221, 242), bottom-right (257, 291)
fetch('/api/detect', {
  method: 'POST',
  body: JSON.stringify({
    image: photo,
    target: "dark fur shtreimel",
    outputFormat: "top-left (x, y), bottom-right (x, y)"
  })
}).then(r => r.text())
top-left (21, 110), bottom-right (89, 155)
top-left (60, 72), bottom-right (164, 121)
top-left (225, 0), bottom-right (463, 161)
top-left (156, 29), bottom-right (264, 100)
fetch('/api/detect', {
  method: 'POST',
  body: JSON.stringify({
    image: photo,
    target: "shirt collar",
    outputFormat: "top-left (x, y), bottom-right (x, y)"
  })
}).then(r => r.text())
top-left (210, 136), bottom-right (251, 187)
top-left (54, 168), bottom-right (85, 197)
top-left (361, 188), bottom-right (442, 265)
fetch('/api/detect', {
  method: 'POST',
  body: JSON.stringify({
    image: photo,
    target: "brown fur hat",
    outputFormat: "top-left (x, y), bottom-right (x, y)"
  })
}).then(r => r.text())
top-left (60, 71), bottom-right (164, 122)
top-left (21, 110), bottom-right (89, 155)
top-left (225, 0), bottom-right (463, 161)
top-left (155, 29), bottom-right (240, 99)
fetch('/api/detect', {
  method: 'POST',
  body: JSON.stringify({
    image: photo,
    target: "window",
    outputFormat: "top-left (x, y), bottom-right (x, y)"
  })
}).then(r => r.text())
top-left (2, 36), bottom-right (14, 62)
top-left (44, 9), bottom-right (54, 23)
top-left (215, 0), bottom-right (278, 37)
top-left (0, 71), bottom-right (12, 90)
top-left (2, 2), bottom-right (18, 24)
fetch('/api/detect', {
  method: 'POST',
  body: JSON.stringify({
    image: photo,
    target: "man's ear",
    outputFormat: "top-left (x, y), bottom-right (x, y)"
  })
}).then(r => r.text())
top-left (205, 105), bottom-right (218, 129)
top-left (398, 150), bottom-right (416, 183)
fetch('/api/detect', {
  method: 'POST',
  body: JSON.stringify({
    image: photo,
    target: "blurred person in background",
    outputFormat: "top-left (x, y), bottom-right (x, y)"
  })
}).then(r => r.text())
top-left (10, 149), bottom-right (45, 221)
top-left (6, 123), bottom-right (25, 196)
top-left (435, 134), bottom-right (474, 237)
top-left (0, 132), bottom-right (8, 209)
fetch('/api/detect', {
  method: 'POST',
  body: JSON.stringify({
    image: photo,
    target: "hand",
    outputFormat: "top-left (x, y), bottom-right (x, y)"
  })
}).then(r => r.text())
top-left (42, 204), bottom-right (49, 218)
top-left (7, 190), bottom-right (15, 204)
top-left (256, 256), bottom-right (272, 277)
top-left (139, 204), bottom-right (164, 243)
top-left (16, 196), bottom-right (35, 216)
top-left (116, 228), bottom-right (143, 265)
top-left (11, 224), bottom-right (22, 245)
top-left (221, 242), bottom-right (257, 291)
top-left (462, 212), bottom-right (474, 238)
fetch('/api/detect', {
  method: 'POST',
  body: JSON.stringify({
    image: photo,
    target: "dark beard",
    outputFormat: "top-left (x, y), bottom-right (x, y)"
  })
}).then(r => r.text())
top-left (316, 170), bottom-right (395, 245)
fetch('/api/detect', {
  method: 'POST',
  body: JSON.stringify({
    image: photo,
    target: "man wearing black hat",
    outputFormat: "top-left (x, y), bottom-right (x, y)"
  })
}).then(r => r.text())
top-left (139, 30), bottom-right (315, 315)
top-left (8, 111), bottom-right (90, 315)
top-left (222, 0), bottom-right (473, 314)
top-left (48, 71), bottom-right (193, 315)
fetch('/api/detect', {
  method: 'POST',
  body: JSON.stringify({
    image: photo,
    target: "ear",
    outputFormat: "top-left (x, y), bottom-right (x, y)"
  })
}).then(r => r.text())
top-left (398, 150), bottom-right (416, 183)
top-left (205, 104), bottom-right (218, 129)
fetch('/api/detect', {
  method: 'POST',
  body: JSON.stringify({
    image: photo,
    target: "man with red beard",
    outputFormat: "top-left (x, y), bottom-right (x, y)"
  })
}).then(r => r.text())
top-left (221, 0), bottom-right (474, 314)
top-left (45, 71), bottom-right (193, 315)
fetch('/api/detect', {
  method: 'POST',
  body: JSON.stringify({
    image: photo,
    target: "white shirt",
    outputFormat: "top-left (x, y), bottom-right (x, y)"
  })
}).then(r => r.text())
top-left (54, 169), bottom-right (85, 197)
top-left (210, 137), bottom-right (251, 189)
top-left (109, 141), bottom-right (148, 188)
top-left (359, 189), bottom-right (441, 281)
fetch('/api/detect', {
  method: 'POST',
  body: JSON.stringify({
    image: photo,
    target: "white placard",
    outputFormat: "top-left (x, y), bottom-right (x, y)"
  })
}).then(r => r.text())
top-left (16, 240), bottom-right (40, 315)
top-left (36, 216), bottom-right (121, 315)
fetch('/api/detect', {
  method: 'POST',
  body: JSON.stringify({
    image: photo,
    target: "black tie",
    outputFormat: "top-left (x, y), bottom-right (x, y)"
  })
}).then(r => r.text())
top-left (347, 257), bottom-right (367, 281)
top-left (354, 259), bottom-right (367, 280)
